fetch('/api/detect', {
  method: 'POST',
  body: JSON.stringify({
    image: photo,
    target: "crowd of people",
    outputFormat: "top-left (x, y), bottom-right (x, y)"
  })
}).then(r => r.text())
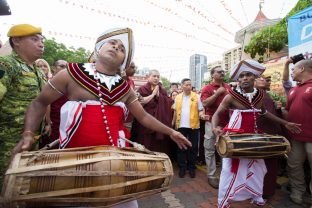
top-left (0, 23), bottom-right (312, 208)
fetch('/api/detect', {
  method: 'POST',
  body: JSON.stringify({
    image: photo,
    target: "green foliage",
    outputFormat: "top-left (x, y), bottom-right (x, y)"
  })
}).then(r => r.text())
top-left (224, 71), bottom-right (231, 83)
top-left (202, 80), bottom-right (210, 86)
top-left (43, 38), bottom-right (91, 66)
top-left (244, 0), bottom-right (312, 62)
top-left (268, 91), bottom-right (287, 106)
top-left (161, 76), bottom-right (171, 91)
top-left (202, 71), bottom-right (231, 86)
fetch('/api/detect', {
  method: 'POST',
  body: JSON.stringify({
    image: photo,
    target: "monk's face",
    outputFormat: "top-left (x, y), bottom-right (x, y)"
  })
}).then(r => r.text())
top-left (238, 71), bottom-right (255, 90)
top-left (148, 71), bottom-right (160, 86)
top-left (98, 39), bottom-right (125, 69)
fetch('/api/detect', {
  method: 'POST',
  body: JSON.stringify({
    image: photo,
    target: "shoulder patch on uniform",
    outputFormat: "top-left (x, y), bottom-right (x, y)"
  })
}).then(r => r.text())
top-left (0, 69), bottom-right (4, 79)
top-left (0, 60), bottom-right (12, 70)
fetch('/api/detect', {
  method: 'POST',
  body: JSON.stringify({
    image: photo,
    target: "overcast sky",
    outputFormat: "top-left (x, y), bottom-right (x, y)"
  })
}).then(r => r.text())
top-left (1, 0), bottom-right (298, 82)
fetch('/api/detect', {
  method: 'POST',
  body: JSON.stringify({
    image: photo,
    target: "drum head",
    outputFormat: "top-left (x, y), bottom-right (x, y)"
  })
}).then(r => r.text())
top-left (218, 139), bottom-right (227, 155)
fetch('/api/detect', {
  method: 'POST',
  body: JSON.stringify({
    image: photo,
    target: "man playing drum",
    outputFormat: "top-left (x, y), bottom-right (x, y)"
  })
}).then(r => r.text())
top-left (211, 59), bottom-right (301, 208)
top-left (10, 27), bottom-right (191, 208)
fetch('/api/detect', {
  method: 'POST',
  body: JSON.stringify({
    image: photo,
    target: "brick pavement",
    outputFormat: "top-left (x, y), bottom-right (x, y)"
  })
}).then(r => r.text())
top-left (138, 164), bottom-right (310, 208)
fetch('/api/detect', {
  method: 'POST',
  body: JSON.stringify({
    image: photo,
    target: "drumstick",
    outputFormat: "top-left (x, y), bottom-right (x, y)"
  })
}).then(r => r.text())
top-left (41, 140), bottom-right (60, 151)
top-left (119, 136), bottom-right (156, 155)
top-left (26, 140), bottom-right (60, 165)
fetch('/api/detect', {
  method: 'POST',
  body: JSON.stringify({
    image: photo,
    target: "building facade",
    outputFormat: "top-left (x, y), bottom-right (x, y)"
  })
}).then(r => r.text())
top-left (222, 46), bottom-right (242, 72)
top-left (189, 54), bottom-right (207, 90)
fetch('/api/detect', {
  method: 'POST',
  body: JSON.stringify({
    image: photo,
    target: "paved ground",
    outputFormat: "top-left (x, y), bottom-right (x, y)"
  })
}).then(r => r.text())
top-left (138, 164), bottom-right (311, 208)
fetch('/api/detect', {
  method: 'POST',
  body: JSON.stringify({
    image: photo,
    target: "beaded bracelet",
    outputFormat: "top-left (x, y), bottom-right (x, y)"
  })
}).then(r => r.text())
top-left (259, 110), bottom-right (268, 116)
top-left (22, 130), bottom-right (35, 136)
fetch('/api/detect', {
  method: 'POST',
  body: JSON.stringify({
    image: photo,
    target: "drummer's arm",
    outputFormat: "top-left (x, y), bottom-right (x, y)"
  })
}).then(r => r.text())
top-left (261, 105), bottom-right (301, 134)
top-left (211, 95), bottom-right (231, 135)
top-left (127, 99), bottom-right (191, 149)
top-left (12, 70), bottom-right (69, 154)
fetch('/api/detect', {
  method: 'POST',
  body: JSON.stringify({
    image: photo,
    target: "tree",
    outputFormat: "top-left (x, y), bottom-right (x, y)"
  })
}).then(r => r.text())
top-left (161, 76), bottom-right (171, 91)
top-left (43, 38), bottom-right (91, 66)
top-left (244, 0), bottom-right (312, 62)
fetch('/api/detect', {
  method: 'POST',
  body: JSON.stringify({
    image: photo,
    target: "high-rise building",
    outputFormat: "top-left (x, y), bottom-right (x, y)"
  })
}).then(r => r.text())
top-left (189, 54), bottom-right (207, 90)
top-left (222, 46), bottom-right (242, 72)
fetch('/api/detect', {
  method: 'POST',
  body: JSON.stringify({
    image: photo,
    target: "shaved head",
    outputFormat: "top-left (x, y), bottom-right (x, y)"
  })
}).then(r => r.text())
top-left (148, 69), bottom-right (160, 76)
top-left (296, 59), bottom-right (312, 73)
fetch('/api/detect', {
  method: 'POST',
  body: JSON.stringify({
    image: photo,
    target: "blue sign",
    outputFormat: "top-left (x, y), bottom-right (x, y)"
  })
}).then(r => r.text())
top-left (288, 5), bottom-right (312, 48)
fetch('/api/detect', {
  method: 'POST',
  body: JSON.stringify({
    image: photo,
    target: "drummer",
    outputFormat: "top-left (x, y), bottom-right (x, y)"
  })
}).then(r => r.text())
top-left (11, 27), bottom-right (191, 208)
top-left (211, 59), bottom-right (301, 208)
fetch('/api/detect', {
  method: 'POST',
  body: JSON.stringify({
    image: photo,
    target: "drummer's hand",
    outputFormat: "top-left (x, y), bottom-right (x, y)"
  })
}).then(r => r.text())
top-left (212, 127), bottom-right (223, 145)
top-left (170, 130), bottom-right (191, 150)
top-left (43, 124), bottom-right (51, 136)
top-left (285, 122), bottom-right (302, 134)
top-left (11, 136), bottom-right (34, 158)
top-left (212, 127), bottom-right (223, 137)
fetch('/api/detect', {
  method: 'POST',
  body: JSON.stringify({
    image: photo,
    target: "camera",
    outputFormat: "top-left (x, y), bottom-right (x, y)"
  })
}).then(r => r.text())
top-left (291, 53), bottom-right (305, 64)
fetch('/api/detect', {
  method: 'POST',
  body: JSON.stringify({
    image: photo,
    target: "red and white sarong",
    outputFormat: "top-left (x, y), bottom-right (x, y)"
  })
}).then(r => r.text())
top-left (59, 100), bottom-right (137, 208)
top-left (218, 109), bottom-right (267, 208)
top-left (59, 100), bottom-right (130, 148)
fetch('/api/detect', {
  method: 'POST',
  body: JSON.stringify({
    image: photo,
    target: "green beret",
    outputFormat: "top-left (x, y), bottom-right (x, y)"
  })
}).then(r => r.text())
top-left (7, 24), bottom-right (42, 37)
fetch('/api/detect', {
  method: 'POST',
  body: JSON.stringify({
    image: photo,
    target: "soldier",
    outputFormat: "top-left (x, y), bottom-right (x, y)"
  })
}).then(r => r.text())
top-left (0, 24), bottom-right (45, 185)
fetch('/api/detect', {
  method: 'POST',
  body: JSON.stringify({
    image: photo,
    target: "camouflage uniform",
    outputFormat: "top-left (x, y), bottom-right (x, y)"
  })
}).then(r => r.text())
top-left (0, 51), bottom-right (45, 185)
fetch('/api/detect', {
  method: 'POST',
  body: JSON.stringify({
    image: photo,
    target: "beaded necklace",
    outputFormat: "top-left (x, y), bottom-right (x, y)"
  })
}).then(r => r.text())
top-left (92, 64), bottom-right (114, 146)
top-left (236, 86), bottom-right (259, 133)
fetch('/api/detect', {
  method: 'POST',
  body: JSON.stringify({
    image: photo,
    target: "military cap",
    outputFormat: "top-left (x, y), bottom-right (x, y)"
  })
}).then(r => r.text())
top-left (261, 75), bottom-right (271, 79)
top-left (7, 24), bottom-right (42, 37)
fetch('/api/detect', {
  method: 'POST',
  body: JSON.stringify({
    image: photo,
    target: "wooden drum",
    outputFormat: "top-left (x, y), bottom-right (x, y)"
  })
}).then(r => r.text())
top-left (217, 133), bottom-right (291, 159)
top-left (1, 145), bottom-right (173, 207)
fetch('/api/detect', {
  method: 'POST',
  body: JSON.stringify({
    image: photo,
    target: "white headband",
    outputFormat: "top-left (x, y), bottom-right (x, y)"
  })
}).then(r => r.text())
top-left (230, 59), bottom-right (265, 81)
top-left (94, 28), bottom-right (134, 71)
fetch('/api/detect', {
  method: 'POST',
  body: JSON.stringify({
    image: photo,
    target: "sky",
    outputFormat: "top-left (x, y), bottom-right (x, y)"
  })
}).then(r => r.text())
top-left (0, 0), bottom-right (299, 82)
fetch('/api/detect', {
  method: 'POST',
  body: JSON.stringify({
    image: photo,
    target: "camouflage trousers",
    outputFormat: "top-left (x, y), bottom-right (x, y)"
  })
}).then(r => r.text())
top-left (0, 127), bottom-right (21, 188)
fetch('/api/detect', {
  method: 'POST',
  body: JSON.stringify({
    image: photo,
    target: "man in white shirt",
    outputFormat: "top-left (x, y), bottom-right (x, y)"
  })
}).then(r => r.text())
top-left (172, 78), bottom-right (204, 178)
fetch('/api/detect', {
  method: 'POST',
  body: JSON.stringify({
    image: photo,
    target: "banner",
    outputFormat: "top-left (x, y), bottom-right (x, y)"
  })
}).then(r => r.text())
top-left (288, 5), bottom-right (312, 58)
top-left (263, 57), bottom-right (287, 96)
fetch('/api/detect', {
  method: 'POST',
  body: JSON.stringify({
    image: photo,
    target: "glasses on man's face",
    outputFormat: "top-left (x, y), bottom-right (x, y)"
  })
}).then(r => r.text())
top-left (57, 64), bottom-right (67, 68)
top-left (215, 70), bottom-right (225, 74)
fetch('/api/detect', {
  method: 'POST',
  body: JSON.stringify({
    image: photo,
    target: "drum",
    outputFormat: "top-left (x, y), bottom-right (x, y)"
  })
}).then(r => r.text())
top-left (217, 133), bottom-right (290, 159)
top-left (1, 145), bottom-right (173, 207)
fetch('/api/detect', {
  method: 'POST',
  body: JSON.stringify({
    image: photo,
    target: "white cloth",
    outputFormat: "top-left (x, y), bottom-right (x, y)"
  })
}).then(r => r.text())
top-left (59, 100), bottom-right (138, 207)
top-left (218, 109), bottom-right (267, 208)
top-left (230, 59), bottom-right (265, 81)
top-left (218, 158), bottom-right (267, 208)
top-left (59, 100), bottom-right (128, 149)
top-left (227, 109), bottom-right (261, 130)
top-left (95, 28), bottom-right (134, 71)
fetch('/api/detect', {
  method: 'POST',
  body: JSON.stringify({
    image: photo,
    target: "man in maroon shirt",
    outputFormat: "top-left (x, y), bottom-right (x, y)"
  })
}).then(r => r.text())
top-left (286, 59), bottom-right (312, 205)
top-left (200, 66), bottom-right (230, 189)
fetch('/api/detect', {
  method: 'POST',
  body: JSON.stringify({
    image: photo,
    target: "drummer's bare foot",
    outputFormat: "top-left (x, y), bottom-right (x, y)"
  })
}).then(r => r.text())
top-left (208, 177), bottom-right (219, 189)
